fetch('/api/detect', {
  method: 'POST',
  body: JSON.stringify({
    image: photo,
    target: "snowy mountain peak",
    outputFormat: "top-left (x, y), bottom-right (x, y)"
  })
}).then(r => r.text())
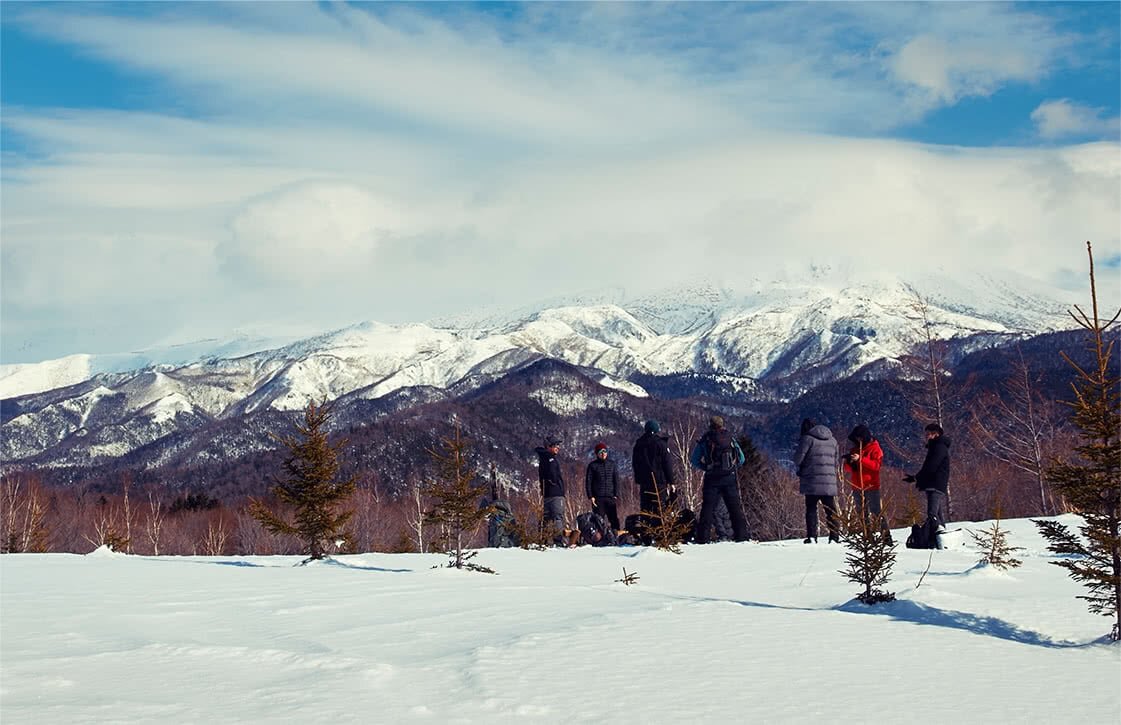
top-left (0, 273), bottom-right (1076, 466)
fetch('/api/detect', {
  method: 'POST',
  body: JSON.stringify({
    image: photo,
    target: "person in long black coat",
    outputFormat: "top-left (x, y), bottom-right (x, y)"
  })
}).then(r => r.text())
top-left (632, 420), bottom-right (676, 531)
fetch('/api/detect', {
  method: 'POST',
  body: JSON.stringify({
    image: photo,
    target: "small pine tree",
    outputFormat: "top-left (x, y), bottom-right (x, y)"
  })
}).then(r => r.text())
top-left (1034, 242), bottom-right (1121, 641)
top-left (423, 422), bottom-right (496, 573)
top-left (641, 475), bottom-right (692, 554)
top-left (970, 516), bottom-right (1023, 570)
top-left (248, 401), bottom-right (357, 561)
top-left (838, 498), bottom-right (897, 604)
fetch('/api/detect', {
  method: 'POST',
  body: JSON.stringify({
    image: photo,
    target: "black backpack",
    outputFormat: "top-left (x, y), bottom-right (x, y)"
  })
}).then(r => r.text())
top-left (577, 511), bottom-right (617, 546)
top-left (488, 501), bottom-right (519, 548)
top-left (704, 429), bottom-right (738, 474)
top-left (905, 517), bottom-right (940, 550)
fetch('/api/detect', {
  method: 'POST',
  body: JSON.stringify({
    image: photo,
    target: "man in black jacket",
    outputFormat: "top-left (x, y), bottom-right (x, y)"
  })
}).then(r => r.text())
top-left (690, 416), bottom-right (750, 544)
top-left (632, 420), bottom-right (676, 534)
top-left (535, 437), bottom-right (567, 545)
top-left (904, 423), bottom-right (951, 547)
top-left (585, 442), bottom-right (620, 531)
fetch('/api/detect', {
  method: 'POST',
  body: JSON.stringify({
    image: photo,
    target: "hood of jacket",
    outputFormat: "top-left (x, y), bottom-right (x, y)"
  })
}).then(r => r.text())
top-left (807, 424), bottom-right (834, 441)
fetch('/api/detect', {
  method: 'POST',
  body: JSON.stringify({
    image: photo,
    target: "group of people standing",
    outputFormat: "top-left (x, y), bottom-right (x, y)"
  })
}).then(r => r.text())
top-left (533, 416), bottom-right (755, 546)
top-left (531, 414), bottom-right (951, 548)
top-left (794, 419), bottom-right (951, 547)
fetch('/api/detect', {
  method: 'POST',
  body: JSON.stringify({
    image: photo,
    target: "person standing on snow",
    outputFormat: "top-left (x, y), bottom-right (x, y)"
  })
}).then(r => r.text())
top-left (904, 423), bottom-right (951, 547)
top-left (535, 436), bottom-right (567, 546)
top-left (632, 420), bottom-right (676, 533)
top-left (585, 442), bottom-right (620, 532)
top-left (690, 416), bottom-right (749, 543)
top-left (844, 423), bottom-right (892, 543)
top-left (793, 418), bottom-right (840, 544)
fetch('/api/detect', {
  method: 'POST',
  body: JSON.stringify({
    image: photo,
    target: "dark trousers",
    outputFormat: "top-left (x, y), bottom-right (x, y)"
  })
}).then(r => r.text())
top-left (925, 490), bottom-right (947, 533)
top-left (592, 497), bottom-right (620, 531)
top-left (852, 488), bottom-right (891, 538)
top-left (542, 496), bottom-right (566, 545)
top-left (805, 495), bottom-right (839, 539)
top-left (639, 487), bottom-right (670, 529)
top-left (695, 477), bottom-right (748, 543)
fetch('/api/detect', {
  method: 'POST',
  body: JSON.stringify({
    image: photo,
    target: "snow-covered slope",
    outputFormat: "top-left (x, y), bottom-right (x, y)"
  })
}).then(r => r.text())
top-left (1, 517), bottom-right (1116, 723)
top-left (1, 272), bottom-right (1072, 465)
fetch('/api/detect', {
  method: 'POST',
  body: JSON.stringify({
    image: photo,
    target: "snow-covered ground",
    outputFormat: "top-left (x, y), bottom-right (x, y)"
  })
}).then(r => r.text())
top-left (1, 517), bottom-right (1118, 724)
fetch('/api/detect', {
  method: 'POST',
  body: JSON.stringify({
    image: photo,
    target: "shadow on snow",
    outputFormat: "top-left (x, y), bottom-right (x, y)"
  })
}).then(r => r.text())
top-left (833, 598), bottom-right (1091, 649)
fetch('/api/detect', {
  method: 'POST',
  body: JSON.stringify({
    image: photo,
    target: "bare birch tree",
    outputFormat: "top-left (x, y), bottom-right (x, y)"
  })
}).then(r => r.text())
top-left (970, 344), bottom-right (1064, 514)
top-left (670, 420), bottom-right (701, 510)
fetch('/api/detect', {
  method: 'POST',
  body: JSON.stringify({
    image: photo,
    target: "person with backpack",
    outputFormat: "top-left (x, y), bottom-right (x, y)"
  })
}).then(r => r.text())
top-left (487, 500), bottom-right (520, 548)
top-left (904, 423), bottom-right (951, 548)
top-left (576, 510), bottom-right (618, 546)
top-left (843, 423), bottom-right (892, 544)
top-left (585, 442), bottom-right (620, 532)
top-left (535, 436), bottom-right (567, 546)
top-left (689, 416), bottom-right (749, 543)
top-left (632, 420), bottom-right (676, 535)
top-left (793, 418), bottom-right (840, 544)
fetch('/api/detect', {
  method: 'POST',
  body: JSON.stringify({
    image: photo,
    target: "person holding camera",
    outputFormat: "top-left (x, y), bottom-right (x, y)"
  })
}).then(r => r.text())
top-left (844, 423), bottom-right (892, 543)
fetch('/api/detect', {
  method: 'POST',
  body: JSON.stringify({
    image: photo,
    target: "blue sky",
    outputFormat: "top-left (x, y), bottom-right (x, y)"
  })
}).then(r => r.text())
top-left (1, 2), bottom-right (1119, 363)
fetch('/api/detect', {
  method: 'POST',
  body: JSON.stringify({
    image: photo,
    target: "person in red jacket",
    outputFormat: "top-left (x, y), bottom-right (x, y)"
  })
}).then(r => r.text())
top-left (844, 424), bottom-right (892, 543)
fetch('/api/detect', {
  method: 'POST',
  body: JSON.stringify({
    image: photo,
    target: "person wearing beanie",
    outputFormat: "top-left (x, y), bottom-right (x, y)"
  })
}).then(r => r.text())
top-left (585, 442), bottom-right (620, 531)
top-left (844, 423), bottom-right (891, 543)
top-left (903, 423), bottom-right (951, 548)
top-left (534, 437), bottom-right (567, 546)
top-left (793, 418), bottom-right (840, 544)
top-left (690, 415), bottom-right (749, 543)
top-left (632, 420), bottom-right (675, 539)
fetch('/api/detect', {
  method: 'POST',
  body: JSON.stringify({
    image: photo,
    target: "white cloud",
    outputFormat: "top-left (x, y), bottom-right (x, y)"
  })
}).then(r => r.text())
top-left (1032, 99), bottom-right (1121, 140)
top-left (1, 3), bottom-right (1118, 362)
top-left (222, 182), bottom-right (410, 287)
top-left (889, 34), bottom-right (1041, 103)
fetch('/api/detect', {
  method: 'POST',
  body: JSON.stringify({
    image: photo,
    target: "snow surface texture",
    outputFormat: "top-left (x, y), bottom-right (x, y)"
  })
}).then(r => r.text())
top-left (2, 517), bottom-right (1118, 724)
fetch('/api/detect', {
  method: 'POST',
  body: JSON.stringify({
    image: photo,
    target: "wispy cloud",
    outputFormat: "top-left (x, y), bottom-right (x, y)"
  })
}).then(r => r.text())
top-left (1032, 99), bottom-right (1121, 140)
top-left (1, 2), bottom-right (1118, 362)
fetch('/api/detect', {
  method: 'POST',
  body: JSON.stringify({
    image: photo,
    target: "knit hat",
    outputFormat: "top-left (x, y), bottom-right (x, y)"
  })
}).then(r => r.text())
top-left (848, 424), bottom-right (872, 445)
top-left (925, 423), bottom-right (943, 435)
top-left (594, 442), bottom-right (608, 453)
top-left (545, 435), bottom-right (562, 447)
top-left (709, 415), bottom-right (725, 430)
top-left (644, 420), bottom-right (660, 434)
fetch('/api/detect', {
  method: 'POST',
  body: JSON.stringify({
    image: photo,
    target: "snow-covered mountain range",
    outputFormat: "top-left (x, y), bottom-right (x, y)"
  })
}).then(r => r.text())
top-left (0, 272), bottom-right (1073, 467)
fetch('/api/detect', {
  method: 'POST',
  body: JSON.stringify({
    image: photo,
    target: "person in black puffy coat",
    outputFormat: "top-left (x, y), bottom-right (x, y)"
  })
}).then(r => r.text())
top-left (585, 442), bottom-right (620, 531)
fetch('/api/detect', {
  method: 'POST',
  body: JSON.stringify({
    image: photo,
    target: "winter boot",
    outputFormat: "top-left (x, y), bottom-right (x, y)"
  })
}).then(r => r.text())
top-left (803, 537), bottom-right (816, 544)
top-left (828, 533), bottom-right (841, 544)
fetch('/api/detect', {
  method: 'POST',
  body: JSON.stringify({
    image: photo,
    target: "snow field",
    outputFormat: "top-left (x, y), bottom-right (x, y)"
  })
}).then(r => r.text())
top-left (1, 517), bottom-right (1118, 724)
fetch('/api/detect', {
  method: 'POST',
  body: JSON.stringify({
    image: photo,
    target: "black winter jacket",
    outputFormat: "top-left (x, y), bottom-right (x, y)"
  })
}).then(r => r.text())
top-left (915, 436), bottom-right (951, 494)
top-left (535, 446), bottom-right (566, 498)
top-left (585, 457), bottom-right (619, 499)
top-left (632, 432), bottom-right (675, 493)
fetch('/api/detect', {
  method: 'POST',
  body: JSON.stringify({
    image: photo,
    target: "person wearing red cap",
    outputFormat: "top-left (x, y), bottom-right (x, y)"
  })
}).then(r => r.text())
top-left (585, 442), bottom-right (620, 532)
